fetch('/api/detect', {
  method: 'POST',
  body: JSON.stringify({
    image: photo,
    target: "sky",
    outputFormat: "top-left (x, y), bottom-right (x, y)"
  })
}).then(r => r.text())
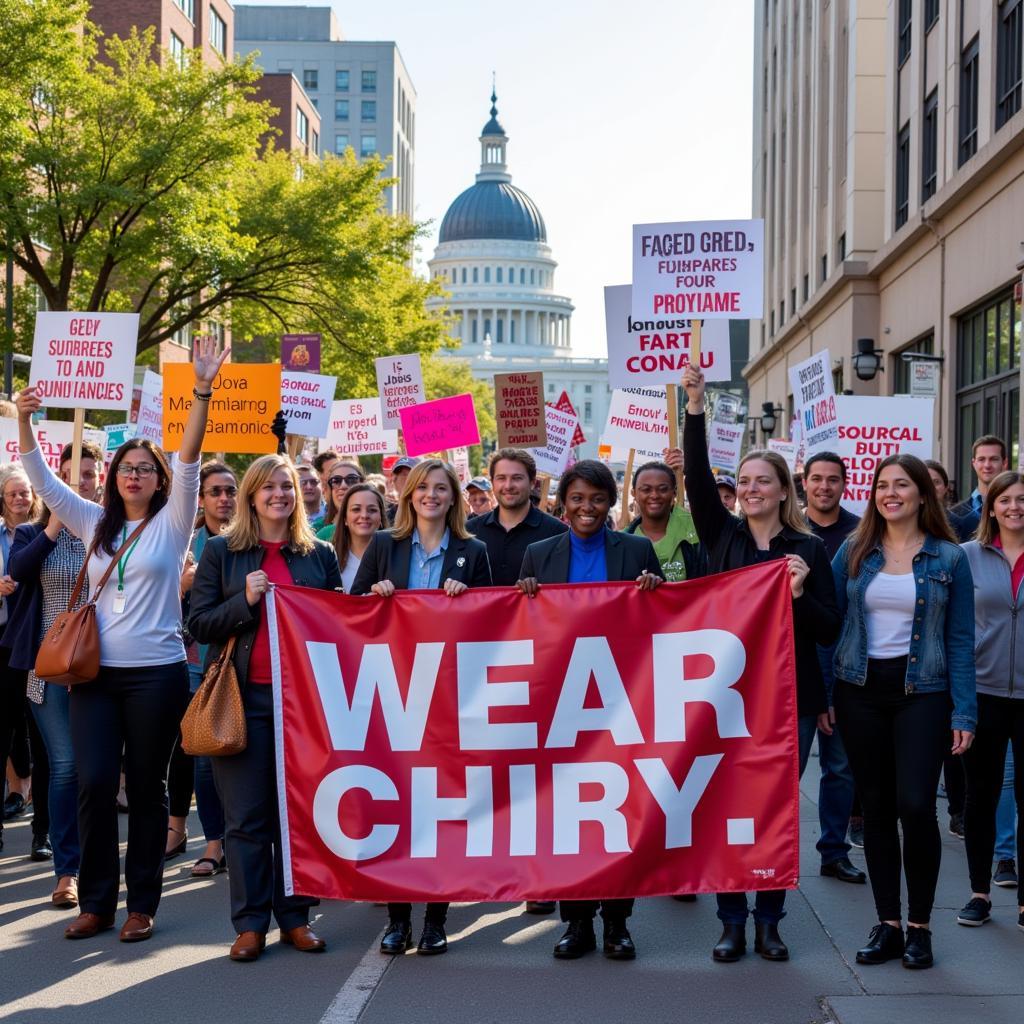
top-left (239, 0), bottom-right (755, 357)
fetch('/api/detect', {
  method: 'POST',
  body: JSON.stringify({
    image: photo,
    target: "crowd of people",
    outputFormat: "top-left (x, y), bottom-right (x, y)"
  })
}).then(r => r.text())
top-left (0, 356), bottom-right (1020, 973)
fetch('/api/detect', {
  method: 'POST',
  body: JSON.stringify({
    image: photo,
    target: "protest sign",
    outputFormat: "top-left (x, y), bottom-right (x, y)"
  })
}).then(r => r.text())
top-left (269, 560), bottom-right (799, 902)
top-left (598, 440), bottom-right (664, 464)
top-left (602, 386), bottom-right (670, 453)
top-left (529, 405), bottom-right (578, 476)
top-left (281, 334), bottom-right (321, 374)
top-left (452, 447), bottom-right (470, 484)
top-left (767, 438), bottom-right (798, 472)
top-left (708, 421), bottom-right (745, 475)
top-left (399, 394), bottom-right (480, 458)
top-left (494, 372), bottom-right (546, 448)
top-left (788, 350), bottom-right (838, 452)
top-left (103, 423), bottom-right (135, 453)
top-left (0, 419), bottom-right (105, 471)
top-left (631, 219), bottom-right (764, 321)
top-left (836, 396), bottom-right (934, 514)
top-left (29, 312), bottom-right (138, 412)
top-left (375, 355), bottom-right (425, 430)
top-left (134, 370), bottom-right (163, 444)
top-left (326, 398), bottom-right (398, 456)
top-left (712, 392), bottom-right (742, 424)
top-left (162, 363), bottom-right (281, 454)
top-left (909, 361), bottom-right (939, 398)
top-left (552, 391), bottom-right (586, 447)
top-left (280, 372), bottom-right (335, 439)
top-left (605, 284), bottom-right (732, 387)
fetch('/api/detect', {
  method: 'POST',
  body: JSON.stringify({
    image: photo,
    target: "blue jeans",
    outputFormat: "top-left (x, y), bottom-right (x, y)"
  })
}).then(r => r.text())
top-left (816, 725), bottom-right (855, 865)
top-left (29, 686), bottom-right (80, 878)
top-left (717, 714), bottom-right (817, 925)
top-left (995, 746), bottom-right (1016, 861)
top-left (186, 668), bottom-right (225, 842)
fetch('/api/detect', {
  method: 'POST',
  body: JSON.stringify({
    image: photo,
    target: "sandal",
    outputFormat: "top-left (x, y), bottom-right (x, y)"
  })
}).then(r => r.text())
top-left (165, 826), bottom-right (188, 860)
top-left (190, 856), bottom-right (227, 877)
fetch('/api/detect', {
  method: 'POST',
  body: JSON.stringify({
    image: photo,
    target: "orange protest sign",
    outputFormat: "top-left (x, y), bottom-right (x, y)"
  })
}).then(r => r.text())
top-left (162, 363), bottom-right (282, 454)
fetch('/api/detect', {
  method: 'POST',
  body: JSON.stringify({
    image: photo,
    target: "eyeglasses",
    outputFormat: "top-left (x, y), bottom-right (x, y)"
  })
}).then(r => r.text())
top-left (328, 474), bottom-right (363, 488)
top-left (204, 485), bottom-right (237, 498)
top-left (116, 464), bottom-right (158, 478)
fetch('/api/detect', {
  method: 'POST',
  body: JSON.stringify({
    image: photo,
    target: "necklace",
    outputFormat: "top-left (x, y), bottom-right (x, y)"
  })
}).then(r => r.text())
top-left (882, 533), bottom-right (924, 566)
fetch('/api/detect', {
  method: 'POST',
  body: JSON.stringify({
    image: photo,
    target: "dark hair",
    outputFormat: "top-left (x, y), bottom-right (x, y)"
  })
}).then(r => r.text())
top-left (557, 459), bottom-right (617, 507)
top-left (59, 441), bottom-right (104, 467)
top-left (199, 460), bottom-right (235, 492)
top-left (924, 459), bottom-right (949, 488)
top-left (632, 460), bottom-right (676, 490)
top-left (333, 483), bottom-right (386, 572)
top-left (323, 458), bottom-right (364, 528)
top-left (94, 439), bottom-right (172, 556)
top-left (312, 449), bottom-right (340, 474)
top-left (803, 451), bottom-right (847, 481)
top-left (488, 447), bottom-right (537, 481)
top-left (977, 470), bottom-right (1024, 545)
top-left (845, 454), bottom-right (956, 576)
top-left (972, 434), bottom-right (1007, 460)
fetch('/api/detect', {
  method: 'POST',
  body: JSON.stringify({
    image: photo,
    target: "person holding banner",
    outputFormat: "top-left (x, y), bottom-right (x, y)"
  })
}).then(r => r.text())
top-left (351, 458), bottom-right (491, 957)
top-left (315, 459), bottom-right (365, 541)
top-left (682, 365), bottom-right (840, 963)
top-left (14, 336), bottom-right (229, 943)
top-left (332, 483), bottom-right (386, 593)
top-left (831, 454), bottom-right (975, 969)
top-left (518, 459), bottom-right (663, 961)
top-left (188, 454), bottom-right (341, 962)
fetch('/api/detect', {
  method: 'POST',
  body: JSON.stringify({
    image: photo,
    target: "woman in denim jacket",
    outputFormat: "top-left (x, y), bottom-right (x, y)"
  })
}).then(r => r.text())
top-left (832, 454), bottom-right (976, 971)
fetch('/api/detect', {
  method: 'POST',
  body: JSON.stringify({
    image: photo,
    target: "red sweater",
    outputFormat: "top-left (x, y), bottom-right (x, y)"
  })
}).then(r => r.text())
top-left (247, 541), bottom-right (293, 685)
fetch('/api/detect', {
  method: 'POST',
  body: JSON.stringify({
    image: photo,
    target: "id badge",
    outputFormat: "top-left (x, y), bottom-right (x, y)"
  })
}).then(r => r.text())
top-left (112, 589), bottom-right (128, 615)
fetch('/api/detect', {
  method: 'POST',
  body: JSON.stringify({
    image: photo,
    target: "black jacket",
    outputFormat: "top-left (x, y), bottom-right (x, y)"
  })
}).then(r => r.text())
top-left (349, 529), bottom-right (492, 594)
top-left (2, 523), bottom-right (51, 669)
top-left (520, 530), bottom-right (664, 584)
top-left (188, 535), bottom-right (342, 685)
top-left (683, 410), bottom-right (840, 715)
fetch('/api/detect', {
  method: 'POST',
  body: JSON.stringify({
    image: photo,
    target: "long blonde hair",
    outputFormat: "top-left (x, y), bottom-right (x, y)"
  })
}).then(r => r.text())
top-left (736, 449), bottom-right (811, 536)
top-left (222, 454), bottom-right (316, 554)
top-left (391, 459), bottom-right (472, 541)
top-left (0, 467), bottom-right (43, 526)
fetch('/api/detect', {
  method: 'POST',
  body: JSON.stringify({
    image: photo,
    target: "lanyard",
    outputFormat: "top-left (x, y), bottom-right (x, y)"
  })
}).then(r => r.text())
top-left (117, 525), bottom-right (142, 592)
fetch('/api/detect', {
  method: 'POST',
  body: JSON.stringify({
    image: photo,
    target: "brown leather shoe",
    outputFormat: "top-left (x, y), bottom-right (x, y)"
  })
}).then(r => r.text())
top-left (64, 912), bottom-right (114, 939)
top-left (52, 877), bottom-right (79, 909)
top-left (279, 924), bottom-right (326, 952)
top-left (229, 931), bottom-right (267, 962)
top-left (119, 912), bottom-right (154, 942)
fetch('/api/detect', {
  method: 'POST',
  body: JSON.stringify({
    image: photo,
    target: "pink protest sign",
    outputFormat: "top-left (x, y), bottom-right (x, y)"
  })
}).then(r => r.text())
top-left (398, 393), bottom-right (480, 457)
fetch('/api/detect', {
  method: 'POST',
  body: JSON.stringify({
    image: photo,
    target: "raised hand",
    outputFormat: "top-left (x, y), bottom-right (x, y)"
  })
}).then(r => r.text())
top-left (193, 335), bottom-right (231, 390)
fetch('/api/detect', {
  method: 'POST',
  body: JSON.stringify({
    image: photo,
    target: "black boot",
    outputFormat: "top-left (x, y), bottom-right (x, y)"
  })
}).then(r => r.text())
top-left (902, 926), bottom-right (933, 969)
top-left (553, 919), bottom-right (596, 959)
top-left (754, 921), bottom-right (789, 961)
top-left (379, 920), bottom-right (412, 955)
top-left (602, 917), bottom-right (636, 960)
top-left (855, 923), bottom-right (904, 965)
top-left (416, 921), bottom-right (447, 955)
top-left (712, 923), bottom-right (746, 962)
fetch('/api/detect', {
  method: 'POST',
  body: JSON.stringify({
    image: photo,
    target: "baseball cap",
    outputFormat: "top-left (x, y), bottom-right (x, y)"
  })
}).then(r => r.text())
top-left (392, 456), bottom-right (420, 473)
top-left (716, 474), bottom-right (737, 492)
top-left (465, 477), bottom-right (492, 492)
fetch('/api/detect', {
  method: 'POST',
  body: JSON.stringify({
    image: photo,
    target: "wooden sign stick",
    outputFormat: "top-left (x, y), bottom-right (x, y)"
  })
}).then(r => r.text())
top-left (618, 447), bottom-right (636, 529)
top-left (689, 318), bottom-right (703, 370)
top-left (286, 434), bottom-right (304, 460)
top-left (536, 472), bottom-right (551, 512)
top-left (69, 408), bottom-right (85, 489)
top-left (666, 384), bottom-right (682, 504)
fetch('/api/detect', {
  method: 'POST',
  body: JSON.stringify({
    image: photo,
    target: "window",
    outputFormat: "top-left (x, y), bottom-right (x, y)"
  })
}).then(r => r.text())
top-left (303, 69), bottom-right (318, 91)
top-left (169, 32), bottom-right (186, 69)
top-left (334, 99), bottom-right (349, 121)
top-left (484, 267), bottom-right (490, 283)
top-left (821, 253), bottom-right (828, 282)
top-left (959, 35), bottom-right (980, 165)
top-left (472, 268), bottom-right (479, 284)
top-left (296, 108), bottom-right (308, 145)
top-left (472, 319), bottom-right (478, 344)
top-left (311, 130), bottom-right (319, 156)
top-left (837, 233), bottom-right (847, 262)
top-left (335, 69), bottom-right (350, 91)
top-left (584, 401), bottom-right (592, 423)
top-left (359, 134), bottom-right (376, 157)
top-left (484, 318), bottom-right (491, 339)
top-left (997, 0), bottom-right (1023, 130)
top-left (897, 0), bottom-right (912, 66)
top-left (361, 100), bottom-right (376, 122)
top-left (496, 267), bottom-right (502, 283)
top-left (585, 384), bottom-right (592, 394)
top-left (173, 0), bottom-right (194, 19)
top-left (530, 269), bottom-right (535, 284)
top-left (208, 6), bottom-right (227, 56)
top-left (461, 268), bottom-right (466, 284)
top-left (770, 310), bottom-right (775, 335)
top-left (925, 0), bottom-right (939, 30)
top-left (780, 300), bottom-right (785, 326)
top-left (893, 335), bottom-right (934, 394)
top-left (790, 286), bottom-right (797, 313)
top-left (895, 121), bottom-right (910, 228)
top-left (334, 134), bottom-right (349, 154)
top-left (361, 69), bottom-right (377, 92)
top-left (520, 269), bottom-right (525, 284)
top-left (510, 320), bottom-right (516, 343)
top-left (921, 89), bottom-right (938, 201)
top-left (802, 273), bottom-right (809, 302)
top-left (496, 319), bottom-right (503, 343)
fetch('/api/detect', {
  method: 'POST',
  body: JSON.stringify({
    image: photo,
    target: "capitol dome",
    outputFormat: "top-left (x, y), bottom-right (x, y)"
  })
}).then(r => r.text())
top-left (439, 181), bottom-right (547, 244)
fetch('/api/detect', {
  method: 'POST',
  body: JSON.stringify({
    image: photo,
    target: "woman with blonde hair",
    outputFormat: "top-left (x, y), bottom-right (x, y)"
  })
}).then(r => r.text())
top-left (350, 457), bottom-right (491, 957)
top-left (189, 454), bottom-right (341, 962)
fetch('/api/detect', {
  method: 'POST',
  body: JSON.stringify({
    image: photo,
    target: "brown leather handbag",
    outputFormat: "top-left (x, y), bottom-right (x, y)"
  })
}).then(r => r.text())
top-left (180, 636), bottom-right (246, 756)
top-left (35, 518), bottom-right (152, 686)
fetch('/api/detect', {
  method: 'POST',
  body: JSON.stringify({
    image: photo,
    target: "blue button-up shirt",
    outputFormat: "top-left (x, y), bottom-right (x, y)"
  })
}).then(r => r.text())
top-left (409, 528), bottom-right (449, 590)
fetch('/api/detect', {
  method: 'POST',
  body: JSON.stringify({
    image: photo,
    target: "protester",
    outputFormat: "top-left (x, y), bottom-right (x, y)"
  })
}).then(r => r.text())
top-left (351, 458), bottom-right (491, 957)
top-left (466, 448), bottom-right (567, 588)
top-left (465, 477), bottom-right (496, 516)
top-left (622, 450), bottom-right (703, 581)
top-left (386, 456), bottom-right (420, 522)
top-left (957, 471), bottom-right (1024, 932)
top-left (14, 336), bottom-right (229, 943)
top-left (832, 454), bottom-right (975, 969)
top-left (802, 452), bottom-right (866, 885)
top-left (364, 473), bottom-right (387, 497)
top-left (311, 450), bottom-right (340, 496)
top-left (188, 454), bottom-right (341, 962)
top-left (170, 460), bottom-right (237, 877)
top-left (295, 463), bottom-right (324, 525)
top-left (716, 474), bottom-right (737, 512)
top-left (332, 483), bottom-right (386, 593)
top-left (682, 364), bottom-right (840, 963)
top-left (316, 459), bottom-right (365, 541)
top-left (518, 458), bottom-right (663, 961)
top-left (928, 458), bottom-right (978, 544)
top-left (952, 436), bottom-right (1009, 520)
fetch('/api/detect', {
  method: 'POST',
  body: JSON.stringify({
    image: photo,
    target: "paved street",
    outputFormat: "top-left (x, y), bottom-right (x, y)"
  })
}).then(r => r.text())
top-left (1, 753), bottom-right (1020, 1024)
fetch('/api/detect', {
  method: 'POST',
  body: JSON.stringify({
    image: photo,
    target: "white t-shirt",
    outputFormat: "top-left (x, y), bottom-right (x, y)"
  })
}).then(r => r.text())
top-left (864, 571), bottom-right (916, 659)
top-left (341, 552), bottom-right (361, 595)
top-left (22, 445), bottom-right (199, 668)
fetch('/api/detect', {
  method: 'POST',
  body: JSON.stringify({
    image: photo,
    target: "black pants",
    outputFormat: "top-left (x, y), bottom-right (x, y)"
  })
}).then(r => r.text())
top-left (559, 898), bottom-right (633, 923)
top-left (964, 693), bottom-right (1024, 905)
top-left (835, 657), bottom-right (950, 923)
top-left (0, 647), bottom-right (28, 844)
top-left (943, 750), bottom-right (966, 817)
top-left (167, 730), bottom-right (194, 819)
top-left (213, 684), bottom-right (317, 934)
top-left (25, 702), bottom-right (49, 840)
top-left (70, 661), bottom-right (189, 917)
top-left (388, 902), bottom-right (449, 925)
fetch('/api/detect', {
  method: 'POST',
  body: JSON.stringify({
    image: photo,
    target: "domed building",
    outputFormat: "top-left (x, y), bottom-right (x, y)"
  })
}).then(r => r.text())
top-left (427, 91), bottom-right (610, 456)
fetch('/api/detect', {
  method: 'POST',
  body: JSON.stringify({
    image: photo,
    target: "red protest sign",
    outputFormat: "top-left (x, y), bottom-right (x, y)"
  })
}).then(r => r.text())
top-left (551, 390), bottom-right (586, 447)
top-left (270, 561), bottom-right (799, 902)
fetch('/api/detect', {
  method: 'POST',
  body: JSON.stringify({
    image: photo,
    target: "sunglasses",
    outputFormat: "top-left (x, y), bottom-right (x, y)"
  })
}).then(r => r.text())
top-left (329, 473), bottom-right (363, 488)
top-left (204, 485), bottom-right (238, 498)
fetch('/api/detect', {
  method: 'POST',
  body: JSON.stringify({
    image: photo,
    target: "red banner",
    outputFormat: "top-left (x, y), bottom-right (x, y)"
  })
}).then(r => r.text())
top-left (269, 561), bottom-right (799, 902)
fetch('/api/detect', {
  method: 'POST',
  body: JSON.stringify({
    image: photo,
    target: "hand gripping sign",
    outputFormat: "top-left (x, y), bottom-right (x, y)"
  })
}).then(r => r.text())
top-left (268, 561), bottom-right (799, 902)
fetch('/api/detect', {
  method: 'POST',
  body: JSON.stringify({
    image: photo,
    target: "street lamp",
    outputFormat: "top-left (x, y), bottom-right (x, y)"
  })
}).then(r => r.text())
top-left (851, 337), bottom-right (884, 381)
top-left (760, 401), bottom-right (783, 439)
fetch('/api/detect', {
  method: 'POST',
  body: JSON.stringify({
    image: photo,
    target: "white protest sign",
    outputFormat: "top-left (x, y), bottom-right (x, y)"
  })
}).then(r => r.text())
top-left (708, 421), bottom-right (745, 474)
top-left (0, 419), bottom-right (106, 471)
top-left (451, 446), bottom-right (470, 485)
top-left (29, 312), bottom-right (138, 412)
top-left (325, 398), bottom-right (398, 456)
top-left (909, 361), bottom-right (939, 398)
top-left (280, 371), bottom-right (336, 439)
top-left (767, 438), bottom-right (798, 472)
top-left (836, 396), bottom-right (934, 515)
top-left (374, 354), bottom-right (425, 430)
top-left (604, 284), bottom-right (732, 387)
top-left (602, 385), bottom-right (670, 452)
top-left (529, 405), bottom-right (578, 476)
top-left (598, 440), bottom-right (665, 464)
top-left (788, 350), bottom-right (838, 452)
top-left (133, 370), bottom-right (163, 444)
top-left (631, 219), bottom-right (764, 320)
top-left (712, 392), bottom-right (742, 424)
